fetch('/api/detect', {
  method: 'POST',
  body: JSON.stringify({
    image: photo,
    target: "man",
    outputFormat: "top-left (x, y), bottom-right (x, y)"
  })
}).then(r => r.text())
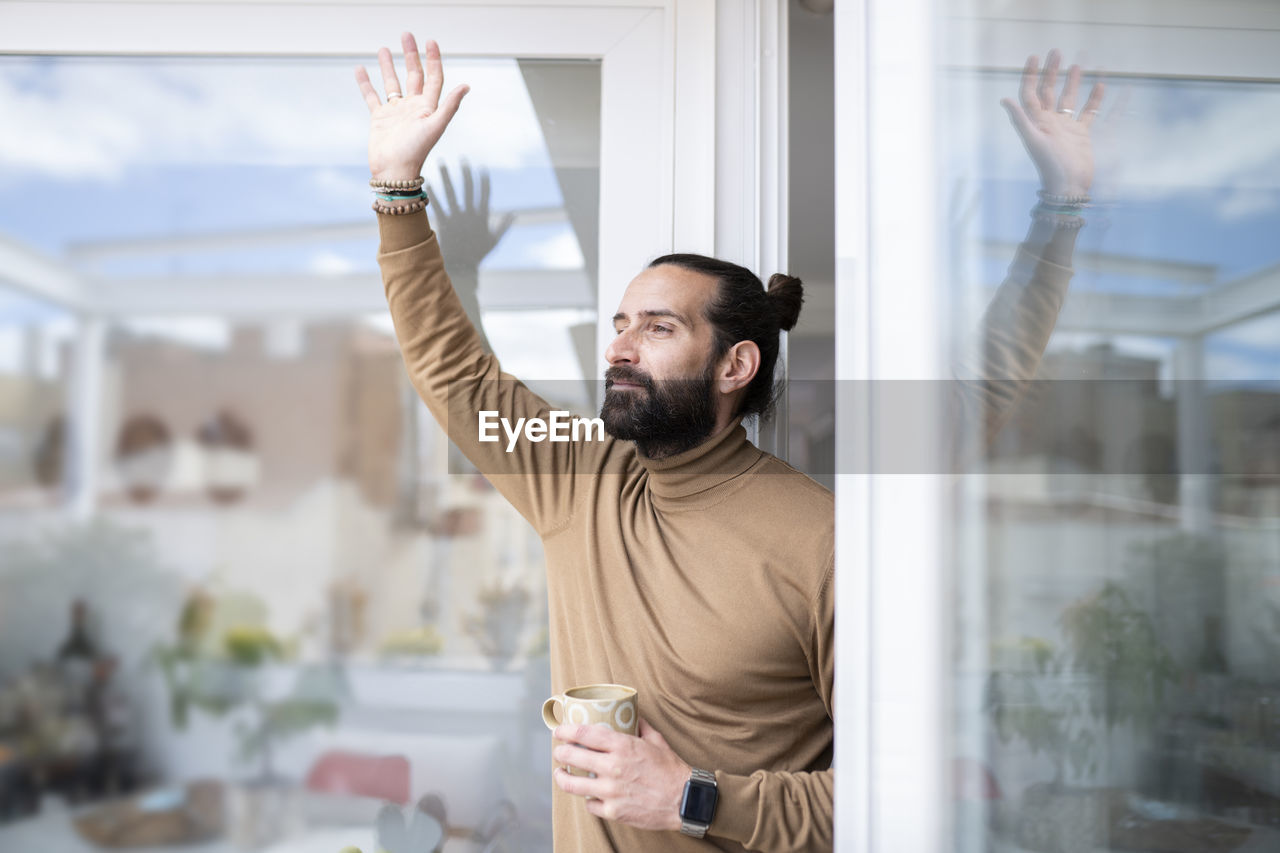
top-left (355, 35), bottom-right (1100, 851)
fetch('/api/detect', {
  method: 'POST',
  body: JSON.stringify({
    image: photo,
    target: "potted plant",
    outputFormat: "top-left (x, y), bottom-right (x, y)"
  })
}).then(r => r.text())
top-left (463, 580), bottom-right (530, 670)
top-left (153, 591), bottom-right (343, 849)
top-left (985, 581), bottom-right (1179, 852)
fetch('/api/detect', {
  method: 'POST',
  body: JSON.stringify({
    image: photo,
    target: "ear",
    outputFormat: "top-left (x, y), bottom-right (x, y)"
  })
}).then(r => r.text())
top-left (715, 341), bottom-right (761, 395)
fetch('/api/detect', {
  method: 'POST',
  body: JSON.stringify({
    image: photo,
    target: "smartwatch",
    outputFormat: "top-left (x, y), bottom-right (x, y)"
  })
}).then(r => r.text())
top-left (679, 768), bottom-right (718, 838)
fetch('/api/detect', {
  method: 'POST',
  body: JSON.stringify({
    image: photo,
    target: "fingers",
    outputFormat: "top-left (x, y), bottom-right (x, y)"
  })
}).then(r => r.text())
top-left (1079, 80), bottom-right (1105, 127)
top-left (554, 766), bottom-right (608, 800)
top-left (1000, 97), bottom-right (1036, 140)
top-left (439, 164), bottom-right (460, 215)
top-left (462, 161), bottom-right (476, 210)
top-left (377, 46), bottom-right (402, 99)
top-left (554, 723), bottom-right (627, 752)
top-left (583, 796), bottom-right (611, 820)
top-left (494, 212), bottom-right (516, 243)
top-left (1057, 63), bottom-right (1081, 113)
top-left (402, 32), bottom-right (424, 96)
top-left (553, 743), bottom-right (611, 777)
top-left (1036, 49), bottom-right (1060, 111)
top-left (637, 718), bottom-right (668, 748)
top-left (423, 39), bottom-right (444, 111)
top-left (479, 169), bottom-right (492, 216)
top-left (433, 83), bottom-right (470, 134)
top-left (354, 66), bottom-right (381, 112)
top-left (1018, 55), bottom-right (1042, 121)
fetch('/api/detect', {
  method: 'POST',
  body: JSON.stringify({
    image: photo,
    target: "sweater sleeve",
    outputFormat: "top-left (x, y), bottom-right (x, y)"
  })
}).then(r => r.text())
top-left (709, 560), bottom-right (836, 852)
top-left (948, 222), bottom-right (1079, 466)
top-left (377, 210), bottom-right (608, 535)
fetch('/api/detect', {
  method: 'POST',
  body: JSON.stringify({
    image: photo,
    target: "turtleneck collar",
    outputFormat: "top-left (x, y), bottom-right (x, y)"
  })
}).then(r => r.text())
top-left (636, 420), bottom-right (765, 500)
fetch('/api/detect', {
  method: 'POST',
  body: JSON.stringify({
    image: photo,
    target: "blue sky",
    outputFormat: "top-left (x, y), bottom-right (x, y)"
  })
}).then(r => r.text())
top-left (2, 59), bottom-right (1278, 380)
top-left (955, 72), bottom-right (1280, 380)
top-left (0, 55), bottom-right (596, 380)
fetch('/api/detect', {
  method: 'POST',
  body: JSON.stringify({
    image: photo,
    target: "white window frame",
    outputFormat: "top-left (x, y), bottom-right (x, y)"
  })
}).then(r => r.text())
top-left (4, 0), bottom-right (791, 510)
top-left (835, 1), bottom-right (1280, 850)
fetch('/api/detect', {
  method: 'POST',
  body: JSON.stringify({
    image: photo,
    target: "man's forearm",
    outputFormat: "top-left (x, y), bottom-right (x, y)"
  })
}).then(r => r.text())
top-left (712, 767), bottom-right (834, 853)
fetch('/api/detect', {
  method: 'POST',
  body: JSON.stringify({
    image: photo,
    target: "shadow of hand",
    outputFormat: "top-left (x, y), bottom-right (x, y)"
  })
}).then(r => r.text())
top-left (428, 162), bottom-right (516, 276)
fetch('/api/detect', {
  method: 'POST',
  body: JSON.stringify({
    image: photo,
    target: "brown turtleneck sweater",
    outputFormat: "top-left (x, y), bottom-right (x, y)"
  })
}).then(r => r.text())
top-left (377, 209), bottom-right (1076, 852)
top-left (378, 211), bottom-right (835, 852)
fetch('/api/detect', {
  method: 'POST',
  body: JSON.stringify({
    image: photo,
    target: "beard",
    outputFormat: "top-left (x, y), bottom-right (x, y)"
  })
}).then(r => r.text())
top-left (600, 361), bottom-right (718, 460)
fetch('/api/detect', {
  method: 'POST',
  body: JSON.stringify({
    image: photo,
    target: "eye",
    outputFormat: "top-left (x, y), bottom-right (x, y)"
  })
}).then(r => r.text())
top-left (651, 325), bottom-right (672, 334)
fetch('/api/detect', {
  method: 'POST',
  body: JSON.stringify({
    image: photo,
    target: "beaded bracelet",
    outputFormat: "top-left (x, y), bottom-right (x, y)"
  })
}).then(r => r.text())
top-left (1030, 202), bottom-right (1087, 229)
top-left (370, 176), bottom-right (425, 191)
top-left (1037, 189), bottom-right (1091, 206)
top-left (373, 198), bottom-right (428, 216)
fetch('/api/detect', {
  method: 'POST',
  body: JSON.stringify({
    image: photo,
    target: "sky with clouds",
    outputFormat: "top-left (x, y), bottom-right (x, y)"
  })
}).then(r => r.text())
top-left (952, 71), bottom-right (1280, 382)
top-left (1, 58), bottom-right (1278, 381)
top-left (0, 55), bottom-right (595, 379)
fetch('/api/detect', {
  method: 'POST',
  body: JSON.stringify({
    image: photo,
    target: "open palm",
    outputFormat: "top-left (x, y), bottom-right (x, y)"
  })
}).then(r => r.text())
top-left (355, 33), bottom-right (469, 183)
top-left (1001, 49), bottom-right (1105, 197)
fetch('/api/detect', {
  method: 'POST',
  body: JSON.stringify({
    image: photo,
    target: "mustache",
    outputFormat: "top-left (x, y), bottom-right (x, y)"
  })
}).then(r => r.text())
top-left (604, 366), bottom-right (654, 391)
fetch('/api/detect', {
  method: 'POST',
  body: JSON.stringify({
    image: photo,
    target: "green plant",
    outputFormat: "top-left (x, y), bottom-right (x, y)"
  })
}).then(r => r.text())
top-left (464, 580), bottom-right (530, 668)
top-left (152, 590), bottom-right (339, 780)
top-left (985, 582), bottom-right (1179, 785)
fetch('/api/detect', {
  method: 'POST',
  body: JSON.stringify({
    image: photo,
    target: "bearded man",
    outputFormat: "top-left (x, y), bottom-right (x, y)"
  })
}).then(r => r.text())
top-left (356, 33), bottom-right (1101, 853)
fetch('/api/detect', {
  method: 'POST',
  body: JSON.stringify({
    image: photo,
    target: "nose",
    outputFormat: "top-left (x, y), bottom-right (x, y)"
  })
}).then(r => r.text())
top-left (605, 328), bottom-right (637, 366)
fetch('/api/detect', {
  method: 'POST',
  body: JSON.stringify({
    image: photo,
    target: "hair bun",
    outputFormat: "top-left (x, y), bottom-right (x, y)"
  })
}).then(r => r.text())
top-left (765, 273), bottom-right (804, 332)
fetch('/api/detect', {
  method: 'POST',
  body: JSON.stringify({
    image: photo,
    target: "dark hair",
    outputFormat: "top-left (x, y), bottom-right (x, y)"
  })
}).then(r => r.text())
top-left (647, 253), bottom-right (803, 420)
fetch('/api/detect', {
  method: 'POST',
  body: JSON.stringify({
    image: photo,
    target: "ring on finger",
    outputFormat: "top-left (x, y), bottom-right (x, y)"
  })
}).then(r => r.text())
top-left (1057, 108), bottom-right (1074, 115)
top-left (387, 92), bottom-right (403, 100)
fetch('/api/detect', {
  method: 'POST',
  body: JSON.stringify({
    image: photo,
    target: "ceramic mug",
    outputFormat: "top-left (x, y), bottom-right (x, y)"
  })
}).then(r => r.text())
top-left (542, 683), bottom-right (638, 778)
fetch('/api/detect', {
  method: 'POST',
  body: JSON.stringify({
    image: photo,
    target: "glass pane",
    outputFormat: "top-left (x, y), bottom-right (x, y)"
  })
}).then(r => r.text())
top-left (0, 54), bottom-right (599, 853)
top-left (943, 15), bottom-right (1280, 853)
top-left (0, 290), bottom-right (73, 504)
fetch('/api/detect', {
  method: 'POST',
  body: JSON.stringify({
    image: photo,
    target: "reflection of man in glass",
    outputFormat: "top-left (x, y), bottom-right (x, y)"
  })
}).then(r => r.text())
top-left (355, 34), bottom-right (1101, 852)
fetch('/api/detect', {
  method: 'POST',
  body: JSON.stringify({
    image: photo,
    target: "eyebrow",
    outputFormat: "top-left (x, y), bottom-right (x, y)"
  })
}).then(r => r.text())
top-left (611, 309), bottom-right (692, 327)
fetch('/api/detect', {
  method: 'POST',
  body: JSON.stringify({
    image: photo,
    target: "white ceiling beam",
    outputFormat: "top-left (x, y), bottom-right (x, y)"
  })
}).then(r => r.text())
top-left (1199, 262), bottom-right (1280, 333)
top-left (0, 235), bottom-right (89, 312)
top-left (65, 209), bottom-right (568, 262)
top-left (1050, 290), bottom-right (1200, 336)
top-left (981, 260), bottom-right (1280, 337)
top-left (982, 241), bottom-right (1218, 288)
top-left (90, 268), bottom-right (592, 318)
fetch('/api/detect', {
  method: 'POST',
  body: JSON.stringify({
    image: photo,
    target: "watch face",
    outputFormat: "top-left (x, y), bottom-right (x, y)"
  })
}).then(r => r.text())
top-left (681, 780), bottom-right (717, 824)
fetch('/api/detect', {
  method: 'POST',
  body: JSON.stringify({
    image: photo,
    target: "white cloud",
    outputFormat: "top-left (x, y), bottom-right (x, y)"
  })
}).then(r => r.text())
top-left (520, 229), bottom-right (585, 270)
top-left (1216, 187), bottom-right (1279, 222)
top-left (958, 76), bottom-right (1280, 222)
top-left (307, 250), bottom-right (356, 276)
top-left (0, 57), bottom-right (551, 181)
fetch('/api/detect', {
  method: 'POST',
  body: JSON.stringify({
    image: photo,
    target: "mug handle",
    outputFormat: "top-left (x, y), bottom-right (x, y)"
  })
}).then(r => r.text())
top-left (541, 695), bottom-right (565, 731)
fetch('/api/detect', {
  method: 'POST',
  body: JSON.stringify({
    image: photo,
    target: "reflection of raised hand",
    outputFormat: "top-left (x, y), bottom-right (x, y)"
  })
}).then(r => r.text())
top-left (1001, 49), bottom-right (1104, 197)
top-left (427, 163), bottom-right (515, 352)
top-left (951, 50), bottom-right (1106, 469)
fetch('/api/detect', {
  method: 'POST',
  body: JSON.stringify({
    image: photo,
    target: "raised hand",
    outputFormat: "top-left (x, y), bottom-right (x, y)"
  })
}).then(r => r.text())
top-left (1000, 49), bottom-right (1104, 197)
top-left (355, 33), bottom-right (469, 182)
